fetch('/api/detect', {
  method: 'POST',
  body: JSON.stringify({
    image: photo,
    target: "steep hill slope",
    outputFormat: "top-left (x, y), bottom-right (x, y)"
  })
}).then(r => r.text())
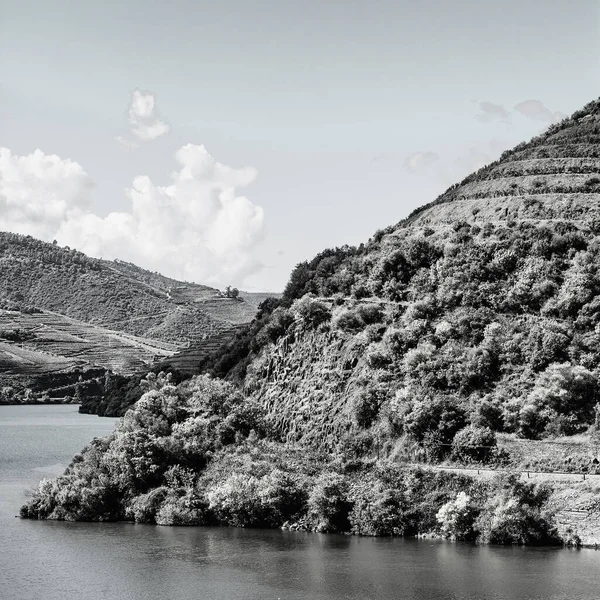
top-left (405, 100), bottom-right (600, 227)
top-left (205, 97), bottom-right (600, 453)
top-left (0, 306), bottom-right (177, 403)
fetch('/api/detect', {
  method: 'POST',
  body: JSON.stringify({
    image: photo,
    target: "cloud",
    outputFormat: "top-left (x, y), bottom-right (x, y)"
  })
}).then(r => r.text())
top-left (0, 148), bottom-right (93, 240)
top-left (115, 135), bottom-right (139, 150)
top-left (404, 151), bottom-right (439, 172)
top-left (0, 145), bottom-right (265, 286)
top-left (514, 99), bottom-right (566, 124)
top-left (474, 101), bottom-right (511, 123)
top-left (118, 89), bottom-right (170, 145)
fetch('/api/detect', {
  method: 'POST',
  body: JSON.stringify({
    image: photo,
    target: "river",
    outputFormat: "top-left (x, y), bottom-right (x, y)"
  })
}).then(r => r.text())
top-left (2, 404), bottom-right (600, 600)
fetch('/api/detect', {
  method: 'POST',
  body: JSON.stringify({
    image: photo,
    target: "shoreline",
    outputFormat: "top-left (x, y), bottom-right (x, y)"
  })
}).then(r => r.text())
top-left (0, 400), bottom-right (80, 406)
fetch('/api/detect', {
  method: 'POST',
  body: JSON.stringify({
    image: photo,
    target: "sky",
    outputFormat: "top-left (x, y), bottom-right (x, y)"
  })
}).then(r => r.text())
top-left (1, 0), bottom-right (599, 291)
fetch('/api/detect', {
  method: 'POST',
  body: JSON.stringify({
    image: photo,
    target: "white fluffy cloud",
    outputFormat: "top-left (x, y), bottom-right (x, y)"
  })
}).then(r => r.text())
top-left (0, 145), bottom-right (265, 286)
top-left (0, 148), bottom-right (93, 240)
top-left (128, 89), bottom-right (170, 140)
top-left (116, 90), bottom-right (170, 147)
top-left (514, 99), bottom-right (567, 124)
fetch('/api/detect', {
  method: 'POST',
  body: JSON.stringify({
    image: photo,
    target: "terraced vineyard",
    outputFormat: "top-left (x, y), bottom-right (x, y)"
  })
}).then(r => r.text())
top-left (0, 233), bottom-right (275, 404)
top-left (0, 308), bottom-right (178, 375)
top-left (154, 325), bottom-right (248, 375)
top-left (0, 232), bottom-right (258, 343)
top-left (405, 105), bottom-right (600, 228)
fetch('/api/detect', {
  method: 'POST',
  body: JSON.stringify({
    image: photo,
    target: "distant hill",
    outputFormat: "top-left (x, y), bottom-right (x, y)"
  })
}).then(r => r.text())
top-left (0, 306), bottom-right (176, 404)
top-left (0, 232), bottom-right (257, 343)
top-left (0, 233), bottom-right (276, 403)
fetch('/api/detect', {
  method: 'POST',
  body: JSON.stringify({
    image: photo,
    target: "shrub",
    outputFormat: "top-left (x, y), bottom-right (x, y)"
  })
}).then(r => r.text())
top-left (334, 309), bottom-right (364, 333)
top-left (352, 389), bottom-right (381, 429)
top-left (475, 476), bottom-right (559, 545)
top-left (519, 363), bottom-right (599, 438)
top-left (365, 342), bottom-right (392, 369)
top-left (307, 472), bottom-right (351, 532)
top-left (470, 397), bottom-right (504, 431)
top-left (356, 304), bottom-right (384, 325)
top-left (404, 397), bottom-right (467, 447)
top-left (127, 487), bottom-right (170, 523)
top-left (349, 480), bottom-right (407, 536)
top-left (155, 490), bottom-right (210, 526)
top-left (207, 469), bottom-right (305, 528)
top-left (451, 426), bottom-right (497, 463)
top-left (436, 491), bottom-right (478, 540)
top-left (292, 296), bottom-right (331, 329)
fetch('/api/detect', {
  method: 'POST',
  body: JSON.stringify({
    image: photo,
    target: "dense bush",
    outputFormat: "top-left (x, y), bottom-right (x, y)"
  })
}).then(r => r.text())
top-left (307, 472), bottom-right (351, 532)
top-left (334, 309), bottom-right (364, 333)
top-left (207, 470), bottom-right (305, 528)
top-left (475, 476), bottom-right (559, 545)
top-left (349, 480), bottom-right (407, 536)
top-left (519, 363), bottom-right (600, 438)
top-left (22, 375), bottom-right (265, 521)
top-left (291, 296), bottom-right (332, 329)
top-left (451, 426), bottom-right (497, 463)
top-left (436, 492), bottom-right (478, 540)
top-left (403, 397), bottom-right (467, 449)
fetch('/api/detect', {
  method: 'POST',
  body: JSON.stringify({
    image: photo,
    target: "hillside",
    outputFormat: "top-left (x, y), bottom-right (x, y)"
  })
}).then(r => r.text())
top-left (78, 324), bottom-right (249, 416)
top-left (223, 97), bottom-right (600, 451)
top-left (0, 305), bottom-right (180, 403)
top-left (0, 233), bottom-right (257, 343)
top-left (0, 233), bottom-right (264, 404)
top-left (22, 97), bottom-right (600, 545)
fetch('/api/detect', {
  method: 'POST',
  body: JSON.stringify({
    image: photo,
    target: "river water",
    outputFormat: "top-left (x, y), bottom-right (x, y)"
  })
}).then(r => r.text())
top-left (2, 405), bottom-right (600, 600)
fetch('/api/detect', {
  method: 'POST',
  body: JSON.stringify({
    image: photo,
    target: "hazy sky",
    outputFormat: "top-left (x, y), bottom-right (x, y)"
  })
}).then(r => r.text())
top-left (1, 0), bottom-right (599, 291)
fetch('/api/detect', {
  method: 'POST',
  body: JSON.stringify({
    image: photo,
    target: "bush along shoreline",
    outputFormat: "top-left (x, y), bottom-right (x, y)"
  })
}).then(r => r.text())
top-left (21, 373), bottom-right (573, 547)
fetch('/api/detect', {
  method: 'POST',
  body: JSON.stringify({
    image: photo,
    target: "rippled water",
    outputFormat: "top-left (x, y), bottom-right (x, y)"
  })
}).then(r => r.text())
top-left (2, 405), bottom-right (600, 600)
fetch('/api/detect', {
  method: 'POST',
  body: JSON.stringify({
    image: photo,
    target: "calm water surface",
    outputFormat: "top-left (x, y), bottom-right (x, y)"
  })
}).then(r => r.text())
top-left (1, 405), bottom-right (600, 600)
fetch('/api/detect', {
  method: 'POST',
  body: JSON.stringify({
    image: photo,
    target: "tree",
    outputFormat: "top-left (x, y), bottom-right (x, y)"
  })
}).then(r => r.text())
top-left (224, 286), bottom-right (240, 299)
top-left (519, 363), bottom-right (600, 438)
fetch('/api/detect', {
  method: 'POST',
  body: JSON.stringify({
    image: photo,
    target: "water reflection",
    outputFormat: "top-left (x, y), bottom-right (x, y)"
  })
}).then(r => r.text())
top-left (2, 406), bottom-right (600, 600)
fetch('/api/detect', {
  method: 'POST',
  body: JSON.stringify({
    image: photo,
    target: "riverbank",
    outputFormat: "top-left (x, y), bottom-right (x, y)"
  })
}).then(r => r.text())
top-left (404, 464), bottom-right (600, 547)
top-left (0, 398), bottom-right (79, 406)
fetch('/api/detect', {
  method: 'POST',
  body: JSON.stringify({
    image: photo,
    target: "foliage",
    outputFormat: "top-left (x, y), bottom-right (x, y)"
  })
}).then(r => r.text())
top-left (451, 426), bottom-right (497, 464)
top-left (207, 469), bottom-right (305, 528)
top-left (306, 472), bottom-right (351, 533)
top-left (291, 296), bottom-right (332, 329)
top-left (475, 476), bottom-right (560, 545)
top-left (519, 363), bottom-right (600, 438)
top-left (403, 397), bottom-right (467, 455)
top-left (436, 492), bottom-right (478, 540)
